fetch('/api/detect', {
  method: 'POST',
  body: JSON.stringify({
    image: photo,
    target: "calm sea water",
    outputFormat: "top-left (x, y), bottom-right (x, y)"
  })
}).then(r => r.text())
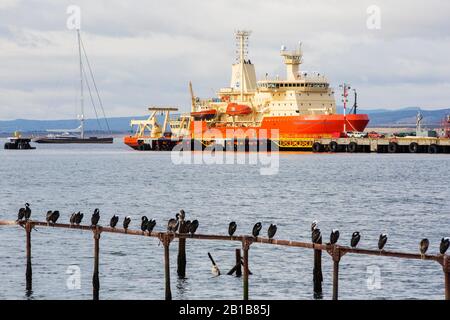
top-left (0, 139), bottom-right (449, 300)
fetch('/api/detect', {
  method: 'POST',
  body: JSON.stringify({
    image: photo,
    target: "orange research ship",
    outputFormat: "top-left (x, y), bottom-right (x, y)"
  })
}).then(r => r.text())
top-left (124, 30), bottom-right (369, 150)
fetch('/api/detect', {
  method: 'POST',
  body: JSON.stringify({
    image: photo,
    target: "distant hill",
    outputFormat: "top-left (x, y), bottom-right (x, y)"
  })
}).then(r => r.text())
top-left (1, 108), bottom-right (449, 133)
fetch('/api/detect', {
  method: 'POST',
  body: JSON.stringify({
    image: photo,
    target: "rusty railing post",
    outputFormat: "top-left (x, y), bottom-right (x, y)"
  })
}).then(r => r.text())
top-left (177, 220), bottom-right (186, 279)
top-left (444, 255), bottom-right (450, 300)
top-left (242, 237), bottom-right (252, 300)
top-left (163, 233), bottom-right (172, 300)
top-left (25, 221), bottom-right (32, 294)
top-left (92, 228), bottom-right (101, 300)
top-left (313, 237), bottom-right (323, 298)
top-left (332, 246), bottom-right (341, 301)
top-left (236, 248), bottom-right (242, 277)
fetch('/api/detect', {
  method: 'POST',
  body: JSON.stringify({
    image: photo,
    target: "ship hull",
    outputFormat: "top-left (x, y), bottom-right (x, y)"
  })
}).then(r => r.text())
top-left (33, 137), bottom-right (114, 144)
top-left (197, 114), bottom-right (370, 139)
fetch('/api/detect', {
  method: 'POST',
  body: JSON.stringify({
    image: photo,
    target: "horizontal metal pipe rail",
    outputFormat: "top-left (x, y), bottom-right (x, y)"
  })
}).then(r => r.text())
top-left (0, 219), bottom-right (449, 300)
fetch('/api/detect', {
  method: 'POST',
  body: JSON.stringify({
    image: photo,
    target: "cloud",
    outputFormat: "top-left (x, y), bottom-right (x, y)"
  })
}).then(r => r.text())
top-left (0, 0), bottom-right (450, 120)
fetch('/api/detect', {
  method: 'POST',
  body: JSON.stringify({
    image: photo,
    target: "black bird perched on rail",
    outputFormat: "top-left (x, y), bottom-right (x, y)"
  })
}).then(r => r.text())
top-left (179, 209), bottom-right (186, 221)
top-left (351, 232), bottom-right (361, 248)
top-left (47, 210), bottom-right (60, 224)
top-left (74, 212), bottom-right (83, 225)
top-left (420, 238), bottom-right (429, 258)
top-left (440, 237), bottom-right (450, 255)
top-left (110, 215), bottom-right (119, 228)
top-left (252, 222), bottom-right (262, 238)
top-left (167, 218), bottom-right (178, 233)
top-left (24, 203), bottom-right (31, 220)
top-left (268, 224), bottom-right (277, 239)
top-left (228, 221), bottom-right (237, 237)
top-left (312, 228), bottom-right (322, 244)
top-left (141, 216), bottom-right (149, 232)
top-left (147, 219), bottom-right (156, 233)
top-left (184, 220), bottom-right (191, 232)
top-left (70, 212), bottom-right (76, 225)
top-left (17, 206), bottom-right (26, 221)
top-left (378, 234), bottom-right (388, 251)
top-left (46, 210), bottom-right (53, 223)
top-left (329, 229), bottom-right (340, 245)
top-left (91, 208), bottom-right (100, 227)
top-left (189, 219), bottom-right (199, 235)
top-left (123, 216), bottom-right (131, 230)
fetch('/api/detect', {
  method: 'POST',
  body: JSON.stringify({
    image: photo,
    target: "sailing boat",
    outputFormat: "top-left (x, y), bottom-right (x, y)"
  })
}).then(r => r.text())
top-left (34, 29), bottom-right (113, 144)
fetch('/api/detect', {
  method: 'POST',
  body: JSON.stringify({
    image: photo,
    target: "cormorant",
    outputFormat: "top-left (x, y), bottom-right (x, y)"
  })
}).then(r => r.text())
top-left (46, 210), bottom-right (53, 223)
top-left (167, 218), bottom-right (178, 232)
top-left (378, 234), bottom-right (388, 251)
top-left (311, 220), bottom-right (318, 232)
top-left (123, 216), bottom-right (131, 230)
top-left (17, 207), bottom-right (26, 221)
top-left (147, 219), bottom-right (156, 233)
top-left (351, 232), bottom-right (361, 248)
top-left (183, 220), bottom-right (192, 233)
top-left (312, 228), bottom-right (322, 243)
top-left (179, 209), bottom-right (185, 221)
top-left (440, 237), bottom-right (449, 255)
top-left (110, 215), bottom-right (119, 228)
top-left (228, 221), bottom-right (237, 237)
top-left (268, 224), bottom-right (277, 239)
top-left (141, 216), bottom-right (149, 232)
top-left (70, 212), bottom-right (76, 225)
top-left (24, 203), bottom-right (31, 220)
top-left (49, 210), bottom-right (60, 224)
top-left (91, 208), bottom-right (100, 227)
top-left (252, 222), bottom-right (262, 238)
top-left (420, 238), bottom-right (429, 258)
top-left (330, 229), bottom-right (340, 245)
top-left (74, 212), bottom-right (83, 225)
top-left (189, 219), bottom-right (199, 235)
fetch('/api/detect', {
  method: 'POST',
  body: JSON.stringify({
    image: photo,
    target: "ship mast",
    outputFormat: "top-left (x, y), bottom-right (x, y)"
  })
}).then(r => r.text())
top-left (235, 30), bottom-right (251, 101)
top-left (77, 29), bottom-right (85, 139)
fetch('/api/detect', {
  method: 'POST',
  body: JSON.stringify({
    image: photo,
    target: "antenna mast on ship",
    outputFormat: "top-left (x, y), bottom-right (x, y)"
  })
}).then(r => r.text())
top-left (339, 83), bottom-right (351, 133)
top-left (235, 30), bottom-right (251, 100)
top-left (77, 28), bottom-right (85, 139)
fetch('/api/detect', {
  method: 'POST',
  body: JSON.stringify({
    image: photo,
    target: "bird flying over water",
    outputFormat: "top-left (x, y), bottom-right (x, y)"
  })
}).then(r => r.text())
top-left (440, 237), bottom-right (450, 255)
top-left (123, 216), bottom-right (131, 230)
top-left (252, 222), bottom-right (262, 238)
top-left (419, 238), bottom-right (429, 258)
top-left (330, 229), bottom-right (339, 245)
top-left (228, 221), bottom-right (237, 237)
top-left (268, 224), bottom-right (277, 239)
top-left (110, 215), bottom-right (119, 228)
top-left (351, 232), bottom-right (361, 248)
top-left (378, 234), bottom-right (388, 251)
top-left (91, 208), bottom-right (100, 227)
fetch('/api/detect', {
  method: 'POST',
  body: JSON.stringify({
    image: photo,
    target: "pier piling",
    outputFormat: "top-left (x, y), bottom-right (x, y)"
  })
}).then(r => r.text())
top-left (313, 237), bottom-right (323, 298)
top-left (444, 256), bottom-right (450, 300)
top-left (242, 238), bottom-right (251, 300)
top-left (92, 228), bottom-right (101, 300)
top-left (163, 234), bottom-right (172, 300)
top-left (331, 246), bottom-right (341, 301)
top-left (25, 221), bottom-right (32, 294)
top-left (177, 221), bottom-right (187, 279)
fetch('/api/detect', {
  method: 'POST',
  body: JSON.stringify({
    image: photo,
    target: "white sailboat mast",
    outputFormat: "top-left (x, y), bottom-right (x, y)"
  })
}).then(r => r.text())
top-left (77, 29), bottom-right (85, 139)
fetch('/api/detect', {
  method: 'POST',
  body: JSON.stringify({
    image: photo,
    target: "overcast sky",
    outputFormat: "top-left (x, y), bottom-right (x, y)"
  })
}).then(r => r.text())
top-left (1, 0), bottom-right (450, 120)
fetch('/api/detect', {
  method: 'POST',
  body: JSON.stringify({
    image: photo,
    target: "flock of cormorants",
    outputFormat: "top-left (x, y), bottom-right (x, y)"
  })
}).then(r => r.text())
top-left (15, 204), bottom-right (450, 255)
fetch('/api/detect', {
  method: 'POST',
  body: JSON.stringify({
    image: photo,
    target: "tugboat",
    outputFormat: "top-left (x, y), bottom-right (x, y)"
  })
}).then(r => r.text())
top-left (4, 132), bottom-right (36, 150)
top-left (33, 29), bottom-right (113, 144)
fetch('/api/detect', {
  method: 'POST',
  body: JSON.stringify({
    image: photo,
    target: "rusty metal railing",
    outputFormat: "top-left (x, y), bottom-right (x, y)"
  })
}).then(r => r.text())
top-left (0, 219), bottom-right (448, 300)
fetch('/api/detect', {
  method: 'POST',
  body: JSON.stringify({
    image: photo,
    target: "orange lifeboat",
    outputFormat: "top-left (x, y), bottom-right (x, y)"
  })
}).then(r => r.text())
top-left (226, 103), bottom-right (252, 116)
top-left (191, 109), bottom-right (217, 120)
